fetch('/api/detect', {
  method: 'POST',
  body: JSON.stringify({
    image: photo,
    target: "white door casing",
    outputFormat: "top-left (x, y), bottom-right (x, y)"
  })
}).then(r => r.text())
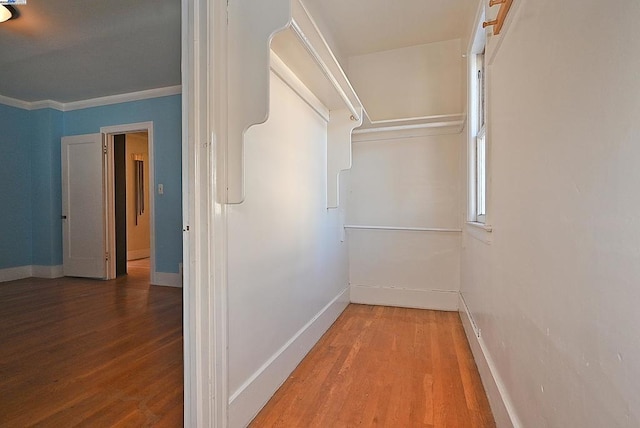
top-left (61, 133), bottom-right (107, 279)
top-left (101, 122), bottom-right (156, 283)
top-left (182, 0), bottom-right (230, 425)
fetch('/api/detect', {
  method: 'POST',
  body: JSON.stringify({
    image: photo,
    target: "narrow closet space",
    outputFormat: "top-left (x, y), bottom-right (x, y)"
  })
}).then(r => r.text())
top-left (222, 0), bottom-right (491, 426)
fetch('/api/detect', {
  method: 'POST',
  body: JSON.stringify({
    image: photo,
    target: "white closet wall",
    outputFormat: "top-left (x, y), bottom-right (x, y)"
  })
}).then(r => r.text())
top-left (345, 39), bottom-right (465, 311)
top-left (348, 39), bottom-right (462, 121)
top-left (347, 133), bottom-right (462, 310)
top-left (227, 71), bottom-right (350, 427)
top-left (460, 0), bottom-right (640, 426)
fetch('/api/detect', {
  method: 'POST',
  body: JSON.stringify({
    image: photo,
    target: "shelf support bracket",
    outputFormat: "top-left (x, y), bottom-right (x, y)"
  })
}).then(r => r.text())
top-left (226, 0), bottom-right (291, 204)
top-left (327, 108), bottom-right (363, 209)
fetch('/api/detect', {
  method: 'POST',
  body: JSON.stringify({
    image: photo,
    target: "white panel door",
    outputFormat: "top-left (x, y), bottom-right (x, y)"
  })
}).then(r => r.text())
top-left (61, 134), bottom-right (107, 279)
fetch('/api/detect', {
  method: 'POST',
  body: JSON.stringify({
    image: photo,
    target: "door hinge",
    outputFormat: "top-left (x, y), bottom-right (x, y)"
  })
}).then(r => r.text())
top-left (105, 252), bottom-right (109, 261)
top-left (103, 143), bottom-right (107, 154)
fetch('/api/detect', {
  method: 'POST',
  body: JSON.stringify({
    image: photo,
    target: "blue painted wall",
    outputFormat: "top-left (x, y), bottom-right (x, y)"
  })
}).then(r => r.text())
top-left (0, 95), bottom-right (182, 274)
top-left (63, 95), bottom-right (183, 273)
top-left (0, 104), bottom-right (33, 269)
top-left (31, 108), bottom-right (64, 266)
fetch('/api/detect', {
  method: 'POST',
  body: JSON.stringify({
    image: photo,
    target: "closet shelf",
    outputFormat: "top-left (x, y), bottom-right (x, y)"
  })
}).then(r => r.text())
top-left (226, 0), bottom-right (363, 207)
top-left (345, 225), bottom-right (462, 233)
top-left (352, 113), bottom-right (466, 142)
top-left (270, 12), bottom-right (362, 121)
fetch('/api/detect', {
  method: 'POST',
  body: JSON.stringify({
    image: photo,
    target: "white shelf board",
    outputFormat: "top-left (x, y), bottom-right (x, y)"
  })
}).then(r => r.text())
top-left (225, 0), bottom-right (363, 207)
top-left (353, 113), bottom-right (466, 142)
top-left (271, 29), bottom-right (347, 113)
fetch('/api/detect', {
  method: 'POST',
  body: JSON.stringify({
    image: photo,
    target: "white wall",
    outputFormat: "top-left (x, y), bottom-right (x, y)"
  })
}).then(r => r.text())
top-left (348, 39), bottom-right (462, 121)
top-left (347, 133), bottom-right (462, 310)
top-left (227, 71), bottom-right (350, 427)
top-left (348, 135), bottom-right (461, 228)
top-left (461, 0), bottom-right (640, 426)
top-left (345, 35), bottom-right (465, 312)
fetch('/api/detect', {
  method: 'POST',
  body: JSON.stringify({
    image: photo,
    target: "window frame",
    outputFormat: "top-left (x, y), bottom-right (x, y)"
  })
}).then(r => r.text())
top-left (467, 10), bottom-right (489, 225)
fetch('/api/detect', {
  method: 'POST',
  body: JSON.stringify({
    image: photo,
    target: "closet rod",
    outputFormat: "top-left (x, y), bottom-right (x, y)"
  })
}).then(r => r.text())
top-left (368, 113), bottom-right (464, 126)
top-left (352, 120), bottom-right (464, 134)
top-left (290, 19), bottom-right (361, 122)
top-left (344, 225), bottom-right (462, 233)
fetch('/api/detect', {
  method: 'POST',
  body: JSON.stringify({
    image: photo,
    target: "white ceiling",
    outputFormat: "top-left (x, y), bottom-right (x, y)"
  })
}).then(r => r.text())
top-left (0, 0), bottom-right (180, 103)
top-left (303, 0), bottom-right (478, 58)
top-left (0, 0), bottom-right (476, 103)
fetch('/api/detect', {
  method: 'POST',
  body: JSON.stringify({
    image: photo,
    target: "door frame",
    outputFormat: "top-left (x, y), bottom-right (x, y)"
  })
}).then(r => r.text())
top-left (101, 122), bottom-right (156, 283)
top-left (182, 0), bottom-right (229, 425)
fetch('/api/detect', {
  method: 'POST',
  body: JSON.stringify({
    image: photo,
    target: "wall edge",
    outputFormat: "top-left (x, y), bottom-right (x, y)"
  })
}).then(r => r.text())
top-left (152, 271), bottom-right (182, 288)
top-left (459, 293), bottom-right (522, 428)
top-left (0, 265), bottom-right (33, 282)
top-left (32, 265), bottom-right (64, 278)
top-left (228, 286), bottom-right (350, 427)
top-left (350, 284), bottom-right (459, 311)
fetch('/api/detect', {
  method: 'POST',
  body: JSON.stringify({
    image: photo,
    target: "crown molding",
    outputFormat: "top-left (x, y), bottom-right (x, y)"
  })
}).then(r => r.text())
top-left (63, 85), bottom-right (182, 111)
top-left (0, 94), bottom-right (32, 110)
top-left (0, 85), bottom-right (182, 112)
top-left (29, 100), bottom-right (66, 111)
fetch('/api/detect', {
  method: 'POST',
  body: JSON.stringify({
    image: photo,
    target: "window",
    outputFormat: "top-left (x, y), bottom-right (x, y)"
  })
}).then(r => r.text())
top-left (468, 18), bottom-right (488, 225)
top-left (474, 51), bottom-right (486, 223)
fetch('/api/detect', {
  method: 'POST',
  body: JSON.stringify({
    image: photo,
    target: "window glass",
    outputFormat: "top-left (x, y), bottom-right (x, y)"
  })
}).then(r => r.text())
top-left (476, 132), bottom-right (486, 221)
top-left (470, 48), bottom-right (487, 224)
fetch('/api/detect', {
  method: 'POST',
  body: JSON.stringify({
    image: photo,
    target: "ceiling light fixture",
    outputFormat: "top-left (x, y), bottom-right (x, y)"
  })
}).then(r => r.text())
top-left (0, 5), bottom-right (18, 23)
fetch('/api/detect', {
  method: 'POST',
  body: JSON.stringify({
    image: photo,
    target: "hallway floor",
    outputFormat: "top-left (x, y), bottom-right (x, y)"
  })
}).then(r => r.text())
top-left (0, 263), bottom-right (183, 426)
top-left (251, 304), bottom-right (495, 427)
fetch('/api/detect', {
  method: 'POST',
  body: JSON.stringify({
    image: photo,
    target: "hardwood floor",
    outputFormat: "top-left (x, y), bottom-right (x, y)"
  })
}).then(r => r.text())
top-left (0, 261), bottom-right (183, 426)
top-left (250, 304), bottom-right (495, 428)
top-left (0, 267), bottom-right (493, 427)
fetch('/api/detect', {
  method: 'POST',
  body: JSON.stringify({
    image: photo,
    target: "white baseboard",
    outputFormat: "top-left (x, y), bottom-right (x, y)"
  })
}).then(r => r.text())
top-left (151, 271), bottom-right (182, 288)
top-left (32, 265), bottom-right (64, 278)
top-left (228, 287), bottom-right (350, 428)
top-left (127, 249), bottom-right (150, 261)
top-left (350, 284), bottom-right (459, 311)
top-left (0, 265), bottom-right (33, 282)
top-left (459, 294), bottom-right (522, 428)
top-left (1, 265), bottom-right (181, 287)
top-left (0, 265), bottom-right (64, 282)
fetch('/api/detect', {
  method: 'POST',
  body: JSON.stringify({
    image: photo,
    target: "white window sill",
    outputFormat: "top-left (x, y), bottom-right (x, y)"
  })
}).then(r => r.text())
top-left (465, 221), bottom-right (493, 245)
top-left (466, 221), bottom-right (493, 232)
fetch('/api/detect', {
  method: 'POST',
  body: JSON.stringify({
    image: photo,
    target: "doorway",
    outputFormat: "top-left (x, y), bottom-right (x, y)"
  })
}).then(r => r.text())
top-left (103, 122), bottom-right (156, 283)
top-left (113, 132), bottom-right (151, 278)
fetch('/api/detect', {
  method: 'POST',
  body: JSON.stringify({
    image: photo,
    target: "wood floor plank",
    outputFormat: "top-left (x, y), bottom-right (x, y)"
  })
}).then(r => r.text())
top-left (250, 304), bottom-right (495, 428)
top-left (0, 260), bottom-right (183, 426)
